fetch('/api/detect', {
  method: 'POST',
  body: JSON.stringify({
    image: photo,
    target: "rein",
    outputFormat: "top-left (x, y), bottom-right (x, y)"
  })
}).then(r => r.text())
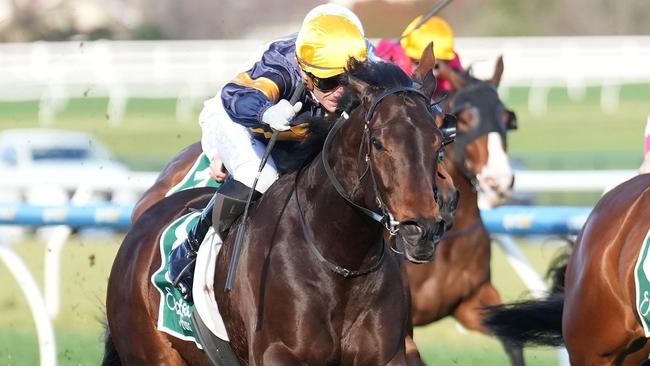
top-left (293, 169), bottom-right (387, 278)
top-left (441, 220), bottom-right (482, 240)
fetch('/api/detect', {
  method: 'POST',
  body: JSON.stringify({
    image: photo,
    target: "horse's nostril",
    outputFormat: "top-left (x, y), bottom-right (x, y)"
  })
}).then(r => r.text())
top-left (399, 222), bottom-right (426, 244)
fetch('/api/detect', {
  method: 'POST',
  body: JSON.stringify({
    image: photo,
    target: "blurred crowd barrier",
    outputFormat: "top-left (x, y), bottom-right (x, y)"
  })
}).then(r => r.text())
top-left (0, 36), bottom-right (649, 123)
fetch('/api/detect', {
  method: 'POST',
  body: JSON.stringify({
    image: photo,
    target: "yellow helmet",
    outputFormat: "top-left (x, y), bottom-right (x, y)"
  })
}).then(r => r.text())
top-left (296, 13), bottom-right (368, 78)
top-left (400, 16), bottom-right (455, 61)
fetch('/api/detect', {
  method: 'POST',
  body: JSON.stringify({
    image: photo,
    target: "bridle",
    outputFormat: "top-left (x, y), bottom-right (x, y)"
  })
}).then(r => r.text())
top-left (294, 85), bottom-right (441, 278)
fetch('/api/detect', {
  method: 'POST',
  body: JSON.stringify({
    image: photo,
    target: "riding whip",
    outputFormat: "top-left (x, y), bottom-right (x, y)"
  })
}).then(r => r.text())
top-left (224, 81), bottom-right (306, 291)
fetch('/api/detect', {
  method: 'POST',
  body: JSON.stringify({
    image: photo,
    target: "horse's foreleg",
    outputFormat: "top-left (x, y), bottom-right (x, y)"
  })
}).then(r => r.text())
top-left (258, 344), bottom-right (302, 366)
top-left (452, 281), bottom-right (525, 366)
top-left (404, 335), bottom-right (425, 366)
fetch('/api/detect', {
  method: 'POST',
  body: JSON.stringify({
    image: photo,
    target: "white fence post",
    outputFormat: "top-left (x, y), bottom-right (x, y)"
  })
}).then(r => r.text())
top-left (44, 184), bottom-right (94, 318)
top-left (0, 240), bottom-right (56, 366)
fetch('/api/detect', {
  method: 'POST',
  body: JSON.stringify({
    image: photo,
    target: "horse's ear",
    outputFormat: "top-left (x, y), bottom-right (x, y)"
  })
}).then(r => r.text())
top-left (437, 61), bottom-right (467, 90)
top-left (412, 42), bottom-right (436, 83)
top-left (345, 75), bottom-right (374, 109)
top-left (491, 55), bottom-right (504, 87)
top-left (420, 70), bottom-right (436, 99)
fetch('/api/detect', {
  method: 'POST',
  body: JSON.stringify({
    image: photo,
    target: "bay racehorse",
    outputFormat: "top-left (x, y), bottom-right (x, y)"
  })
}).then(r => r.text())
top-left (483, 174), bottom-right (650, 366)
top-left (126, 48), bottom-right (518, 364)
top-left (105, 59), bottom-right (452, 365)
top-left (406, 53), bottom-right (524, 365)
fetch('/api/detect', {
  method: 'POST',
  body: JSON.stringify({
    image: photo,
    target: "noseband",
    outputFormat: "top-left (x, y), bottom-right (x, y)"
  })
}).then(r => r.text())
top-left (294, 85), bottom-right (435, 278)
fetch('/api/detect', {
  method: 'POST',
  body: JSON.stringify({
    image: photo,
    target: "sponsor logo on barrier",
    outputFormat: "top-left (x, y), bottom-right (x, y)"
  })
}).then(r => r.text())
top-left (0, 207), bottom-right (16, 220)
top-left (94, 208), bottom-right (121, 223)
top-left (502, 214), bottom-right (533, 230)
top-left (42, 208), bottom-right (67, 222)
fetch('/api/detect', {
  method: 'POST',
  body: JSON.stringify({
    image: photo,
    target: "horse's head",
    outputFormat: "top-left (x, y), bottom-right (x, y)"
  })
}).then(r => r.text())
top-left (438, 58), bottom-right (517, 208)
top-left (330, 59), bottom-right (449, 263)
top-left (412, 43), bottom-right (460, 229)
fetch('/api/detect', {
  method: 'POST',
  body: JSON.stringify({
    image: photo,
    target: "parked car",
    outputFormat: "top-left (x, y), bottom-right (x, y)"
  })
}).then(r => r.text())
top-left (0, 128), bottom-right (132, 204)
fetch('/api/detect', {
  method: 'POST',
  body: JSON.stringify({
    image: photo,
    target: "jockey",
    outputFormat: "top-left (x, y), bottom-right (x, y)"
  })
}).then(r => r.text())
top-left (401, 16), bottom-right (464, 96)
top-left (377, 16), bottom-right (464, 97)
top-left (168, 3), bottom-right (370, 300)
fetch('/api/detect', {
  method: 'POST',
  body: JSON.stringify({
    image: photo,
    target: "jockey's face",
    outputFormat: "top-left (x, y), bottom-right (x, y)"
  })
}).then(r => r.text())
top-left (302, 71), bottom-right (345, 113)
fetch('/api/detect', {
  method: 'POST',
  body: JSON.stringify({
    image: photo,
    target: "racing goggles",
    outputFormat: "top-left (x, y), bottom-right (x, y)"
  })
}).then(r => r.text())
top-left (308, 73), bottom-right (344, 92)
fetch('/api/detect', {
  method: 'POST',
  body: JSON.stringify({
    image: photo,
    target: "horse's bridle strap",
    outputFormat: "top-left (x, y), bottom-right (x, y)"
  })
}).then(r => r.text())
top-left (293, 168), bottom-right (386, 278)
top-left (321, 85), bottom-right (428, 227)
top-left (364, 86), bottom-right (427, 121)
top-left (321, 112), bottom-right (385, 223)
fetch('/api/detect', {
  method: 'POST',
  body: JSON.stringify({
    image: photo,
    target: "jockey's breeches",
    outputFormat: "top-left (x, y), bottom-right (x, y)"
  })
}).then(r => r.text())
top-left (199, 97), bottom-right (279, 193)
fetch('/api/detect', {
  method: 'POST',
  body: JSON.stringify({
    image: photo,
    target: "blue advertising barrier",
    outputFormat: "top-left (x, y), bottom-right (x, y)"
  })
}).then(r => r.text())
top-left (0, 203), bottom-right (134, 229)
top-left (0, 203), bottom-right (593, 235)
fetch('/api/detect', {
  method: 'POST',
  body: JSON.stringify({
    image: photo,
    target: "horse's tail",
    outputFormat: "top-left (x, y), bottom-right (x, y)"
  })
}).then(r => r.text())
top-left (482, 240), bottom-right (573, 347)
top-left (100, 326), bottom-right (122, 366)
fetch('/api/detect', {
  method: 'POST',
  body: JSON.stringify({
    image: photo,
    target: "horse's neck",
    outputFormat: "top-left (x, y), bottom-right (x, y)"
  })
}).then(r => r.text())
top-left (448, 156), bottom-right (481, 225)
top-left (296, 154), bottom-right (383, 268)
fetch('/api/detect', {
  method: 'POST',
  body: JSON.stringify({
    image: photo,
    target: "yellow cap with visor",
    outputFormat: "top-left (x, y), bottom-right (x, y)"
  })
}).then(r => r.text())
top-left (401, 16), bottom-right (456, 61)
top-left (296, 14), bottom-right (368, 79)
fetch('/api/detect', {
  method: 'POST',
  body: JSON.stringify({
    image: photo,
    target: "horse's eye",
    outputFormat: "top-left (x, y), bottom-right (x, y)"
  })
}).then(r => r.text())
top-left (371, 137), bottom-right (384, 151)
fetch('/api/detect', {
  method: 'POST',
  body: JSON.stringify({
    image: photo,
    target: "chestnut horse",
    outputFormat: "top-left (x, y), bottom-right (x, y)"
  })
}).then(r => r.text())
top-left (484, 174), bottom-right (650, 366)
top-left (404, 55), bottom-right (523, 365)
top-left (105, 60), bottom-right (451, 365)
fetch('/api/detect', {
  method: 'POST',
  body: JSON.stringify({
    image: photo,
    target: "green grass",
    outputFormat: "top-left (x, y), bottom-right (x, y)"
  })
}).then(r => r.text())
top-left (0, 235), bottom-right (567, 365)
top-left (503, 84), bottom-right (649, 170)
top-left (0, 97), bottom-right (202, 170)
top-left (0, 84), bottom-right (648, 171)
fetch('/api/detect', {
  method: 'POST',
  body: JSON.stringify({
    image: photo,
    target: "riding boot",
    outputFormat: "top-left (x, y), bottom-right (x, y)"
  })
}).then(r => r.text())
top-left (168, 178), bottom-right (262, 301)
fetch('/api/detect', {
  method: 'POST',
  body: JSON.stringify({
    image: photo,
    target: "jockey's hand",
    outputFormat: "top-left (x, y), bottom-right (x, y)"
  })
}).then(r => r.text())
top-left (262, 99), bottom-right (303, 131)
top-left (209, 154), bottom-right (228, 183)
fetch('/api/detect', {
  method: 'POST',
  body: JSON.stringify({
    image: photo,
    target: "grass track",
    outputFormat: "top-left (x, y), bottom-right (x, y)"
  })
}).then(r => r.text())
top-left (0, 236), bottom-right (566, 365)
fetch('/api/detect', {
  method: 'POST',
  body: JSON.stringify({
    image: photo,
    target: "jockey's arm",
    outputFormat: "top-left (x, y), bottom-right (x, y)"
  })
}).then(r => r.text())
top-left (199, 41), bottom-right (303, 161)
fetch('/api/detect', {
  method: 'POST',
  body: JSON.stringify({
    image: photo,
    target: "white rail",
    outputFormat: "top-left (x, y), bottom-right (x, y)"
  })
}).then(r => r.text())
top-left (0, 240), bottom-right (56, 366)
top-left (0, 37), bottom-right (648, 122)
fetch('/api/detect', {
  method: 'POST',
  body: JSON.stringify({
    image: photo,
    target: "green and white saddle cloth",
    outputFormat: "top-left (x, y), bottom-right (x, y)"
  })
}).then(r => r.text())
top-left (151, 210), bottom-right (229, 346)
top-left (633, 227), bottom-right (650, 336)
top-left (151, 212), bottom-right (205, 347)
top-left (165, 153), bottom-right (220, 197)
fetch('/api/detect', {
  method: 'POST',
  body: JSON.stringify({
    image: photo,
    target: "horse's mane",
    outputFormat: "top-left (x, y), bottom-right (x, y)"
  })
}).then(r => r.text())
top-left (282, 59), bottom-right (413, 173)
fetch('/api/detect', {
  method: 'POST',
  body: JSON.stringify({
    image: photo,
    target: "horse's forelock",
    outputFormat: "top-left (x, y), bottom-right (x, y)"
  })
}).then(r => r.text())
top-left (336, 59), bottom-right (415, 115)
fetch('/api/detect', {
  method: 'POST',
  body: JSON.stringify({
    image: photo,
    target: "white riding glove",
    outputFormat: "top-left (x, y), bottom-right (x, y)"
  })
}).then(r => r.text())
top-left (261, 99), bottom-right (303, 131)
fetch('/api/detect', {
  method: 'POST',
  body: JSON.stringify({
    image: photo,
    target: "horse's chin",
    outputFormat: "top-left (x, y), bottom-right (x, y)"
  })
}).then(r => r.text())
top-left (400, 239), bottom-right (438, 264)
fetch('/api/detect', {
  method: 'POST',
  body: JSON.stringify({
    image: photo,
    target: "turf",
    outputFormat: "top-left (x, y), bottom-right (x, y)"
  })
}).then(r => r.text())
top-left (0, 236), bottom-right (568, 365)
